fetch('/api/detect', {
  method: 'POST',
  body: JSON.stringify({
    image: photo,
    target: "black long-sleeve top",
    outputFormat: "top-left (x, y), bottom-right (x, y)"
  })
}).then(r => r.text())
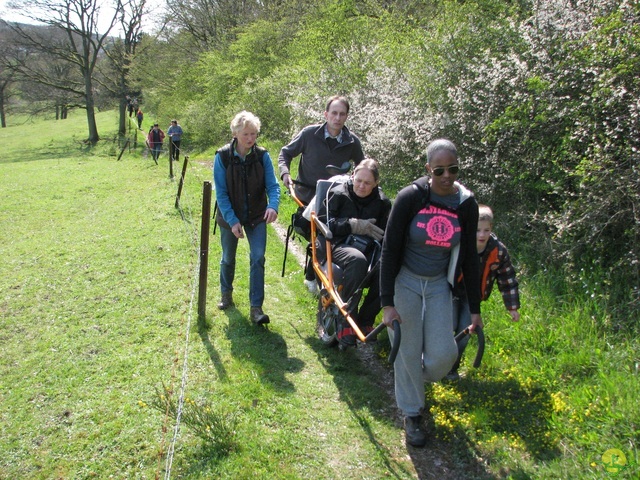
top-left (379, 177), bottom-right (482, 314)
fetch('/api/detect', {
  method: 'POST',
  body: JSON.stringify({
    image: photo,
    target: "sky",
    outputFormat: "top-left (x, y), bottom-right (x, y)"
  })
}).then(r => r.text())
top-left (0, 0), bottom-right (165, 36)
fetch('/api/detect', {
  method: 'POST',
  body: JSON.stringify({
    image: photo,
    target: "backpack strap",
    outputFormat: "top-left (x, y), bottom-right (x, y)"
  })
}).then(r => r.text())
top-left (410, 180), bottom-right (430, 217)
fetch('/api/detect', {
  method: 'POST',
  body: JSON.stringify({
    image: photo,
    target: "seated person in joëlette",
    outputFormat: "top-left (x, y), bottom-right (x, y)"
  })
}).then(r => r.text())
top-left (316, 158), bottom-right (391, 346)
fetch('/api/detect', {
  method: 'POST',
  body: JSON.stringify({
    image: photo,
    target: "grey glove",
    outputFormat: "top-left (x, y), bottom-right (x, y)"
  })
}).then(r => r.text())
top-left (349, 218), bottom-right (384, 241)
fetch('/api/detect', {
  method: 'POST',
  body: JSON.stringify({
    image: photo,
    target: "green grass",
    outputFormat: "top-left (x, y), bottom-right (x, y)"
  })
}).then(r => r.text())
top-left (0, 110), bottom-right (638, 479)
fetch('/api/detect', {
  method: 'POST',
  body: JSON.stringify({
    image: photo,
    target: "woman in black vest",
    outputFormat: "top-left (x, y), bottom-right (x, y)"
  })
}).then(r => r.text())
top-left (213, 111), bottom-right (281, 325)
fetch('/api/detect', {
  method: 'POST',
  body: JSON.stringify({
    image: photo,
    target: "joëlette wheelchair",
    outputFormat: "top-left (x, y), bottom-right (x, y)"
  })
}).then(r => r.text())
top-left (283, 166), bottom-right (400, 363)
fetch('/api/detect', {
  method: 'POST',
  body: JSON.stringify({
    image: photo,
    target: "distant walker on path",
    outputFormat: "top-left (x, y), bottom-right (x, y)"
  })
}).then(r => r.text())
top-left (136, 109), bottom-right (144, 129)
top-left (167, 119), bottom-right (183, 163)
top-left (147, 123), bottom-right (165, 162)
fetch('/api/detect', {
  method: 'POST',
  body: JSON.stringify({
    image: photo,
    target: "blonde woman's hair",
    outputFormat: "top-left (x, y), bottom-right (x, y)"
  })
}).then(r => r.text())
top-left (230, 111), bottom-right (261, 136)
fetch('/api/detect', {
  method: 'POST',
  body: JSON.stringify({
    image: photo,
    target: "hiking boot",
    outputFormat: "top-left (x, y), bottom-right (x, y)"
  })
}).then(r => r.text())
top-left (250, 306), bottom-right (270, 325)
top-left (337, 319), bottom-right (356, 347)
top-left (217, 292), bottom-right (234, 310)
top-left (404, 415), bottom-right (427, 447)
top-left (443, 369), bottom-right (460, 382)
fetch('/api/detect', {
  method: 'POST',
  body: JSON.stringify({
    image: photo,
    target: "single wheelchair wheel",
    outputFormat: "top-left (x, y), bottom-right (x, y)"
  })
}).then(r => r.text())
top-left (316, 296), bottom-right (340, 346)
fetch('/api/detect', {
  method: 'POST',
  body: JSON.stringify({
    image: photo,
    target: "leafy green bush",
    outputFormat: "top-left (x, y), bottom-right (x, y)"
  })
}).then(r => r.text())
top-left (137, 0), bottom-right (640, 326)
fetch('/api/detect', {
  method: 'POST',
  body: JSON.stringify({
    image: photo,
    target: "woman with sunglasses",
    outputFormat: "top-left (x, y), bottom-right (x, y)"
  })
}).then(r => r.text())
top-left (379, 138), bottom-right (483, 448)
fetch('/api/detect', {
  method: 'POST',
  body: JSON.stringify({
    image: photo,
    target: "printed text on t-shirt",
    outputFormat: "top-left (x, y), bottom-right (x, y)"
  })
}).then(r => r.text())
top-left (416, 205), bottom-right (461, 248)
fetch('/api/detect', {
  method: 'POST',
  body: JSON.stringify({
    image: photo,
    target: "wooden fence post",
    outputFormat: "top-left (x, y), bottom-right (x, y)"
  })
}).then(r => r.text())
top-left (175, 156), bottom-right (189, 209)
top-left (198, 181), bottom-right (212, 320)
top-left (117, 138), bottom-right (130, 161)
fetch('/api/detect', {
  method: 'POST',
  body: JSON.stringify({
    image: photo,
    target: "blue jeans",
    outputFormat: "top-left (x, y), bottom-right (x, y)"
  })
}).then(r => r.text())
top-left (219, 222), bottom-right (267, 307)
top-left (170, 140), bottom-right (181, 161)
top-left (390, 267), bottom-right (458, 417)
top-left (151, 144), bottom-right (162, 160)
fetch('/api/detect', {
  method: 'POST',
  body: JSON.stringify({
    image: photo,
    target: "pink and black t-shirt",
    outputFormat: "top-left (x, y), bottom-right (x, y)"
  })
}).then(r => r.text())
top-left (403, 192), bottom-right (461, 277)
top-left (380, 178), bottom-right (482, 313)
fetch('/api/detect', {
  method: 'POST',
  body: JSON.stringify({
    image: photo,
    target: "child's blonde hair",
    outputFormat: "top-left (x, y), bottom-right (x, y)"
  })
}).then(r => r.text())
top-left (478, 204), bottom-right (494, 225)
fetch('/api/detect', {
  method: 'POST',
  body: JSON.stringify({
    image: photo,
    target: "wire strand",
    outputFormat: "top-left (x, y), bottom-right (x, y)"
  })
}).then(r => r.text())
top-left (160, 159), bottom-right (211, 479)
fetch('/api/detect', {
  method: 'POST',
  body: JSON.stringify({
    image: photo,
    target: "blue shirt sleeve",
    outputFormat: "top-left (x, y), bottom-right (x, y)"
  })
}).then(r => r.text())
top-left (263, 151), bottom-right (281, 212)
top-left (213, 153), bottom-right (240, 227)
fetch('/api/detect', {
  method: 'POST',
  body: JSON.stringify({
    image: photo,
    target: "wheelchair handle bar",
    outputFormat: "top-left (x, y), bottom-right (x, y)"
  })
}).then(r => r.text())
top-left (454, 325), bottom-right (485, 368)
top-left (365, 319), bottom-right (401, 364)
top-left (286, 161), bottom-right (352, 204)
top-left (326, 161), bottom-right (352, 176)
top-left (312, 214), bottom-right (333, 239)
top-left (287, 184), bottom-right (305, 208)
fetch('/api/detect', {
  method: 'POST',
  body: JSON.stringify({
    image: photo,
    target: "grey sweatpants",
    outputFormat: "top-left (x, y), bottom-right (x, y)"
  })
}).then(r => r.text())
top-left (389, 267), bottom-right (458, 417)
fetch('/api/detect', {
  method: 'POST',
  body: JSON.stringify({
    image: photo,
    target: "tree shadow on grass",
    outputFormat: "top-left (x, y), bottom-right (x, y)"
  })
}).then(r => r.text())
top-left (302, 336), bottom-right (419, 479)
top-left (3, 141), bottom-right (96, 164)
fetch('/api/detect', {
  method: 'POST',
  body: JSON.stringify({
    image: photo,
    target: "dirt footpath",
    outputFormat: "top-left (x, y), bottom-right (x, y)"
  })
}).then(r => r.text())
top-left (271, 220), bottom-right (488, 480)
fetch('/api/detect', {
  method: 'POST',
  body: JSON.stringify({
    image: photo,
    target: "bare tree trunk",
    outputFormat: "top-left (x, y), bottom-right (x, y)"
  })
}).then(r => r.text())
top-left (112, 1), bottom-right (147, 137)
top-left (6, 0), bottom-right (123, 143)
top-left (84, 67), bottom-right (99, 143)
top-left (0, 93), bottom-right (6, 128)
top-left (119, 98), bottom-right (127, 135)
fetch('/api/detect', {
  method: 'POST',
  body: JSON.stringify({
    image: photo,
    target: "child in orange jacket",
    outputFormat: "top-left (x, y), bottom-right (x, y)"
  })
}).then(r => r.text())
top-left (447, 204), bottom-right (520, 380)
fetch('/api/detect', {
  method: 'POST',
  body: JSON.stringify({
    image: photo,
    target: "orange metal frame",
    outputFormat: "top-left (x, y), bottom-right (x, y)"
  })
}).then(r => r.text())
top-left (290, 185), bottom-right (370, 343)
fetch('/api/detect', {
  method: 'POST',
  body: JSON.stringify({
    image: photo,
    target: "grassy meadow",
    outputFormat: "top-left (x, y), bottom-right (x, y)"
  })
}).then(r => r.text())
top-left (0, 110), bottom-right (638, 479)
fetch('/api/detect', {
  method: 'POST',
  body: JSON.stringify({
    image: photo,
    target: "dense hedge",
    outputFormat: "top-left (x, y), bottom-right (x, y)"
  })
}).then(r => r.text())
top-left (136, 0), bottom-right (640, 328)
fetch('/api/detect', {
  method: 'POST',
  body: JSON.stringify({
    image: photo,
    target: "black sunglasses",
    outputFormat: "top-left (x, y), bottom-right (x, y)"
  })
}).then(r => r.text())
top-left (431, 165), bottom-right (459, 176)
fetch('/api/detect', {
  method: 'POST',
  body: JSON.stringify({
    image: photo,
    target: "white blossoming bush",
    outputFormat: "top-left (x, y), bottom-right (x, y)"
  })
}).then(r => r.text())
top-left (489, 0), bottom-right (640, 319)
top-left (280, 0), bottom-right (638, 322)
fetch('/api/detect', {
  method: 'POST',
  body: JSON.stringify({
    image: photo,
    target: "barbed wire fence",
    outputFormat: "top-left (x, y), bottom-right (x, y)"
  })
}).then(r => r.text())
top-left (114, 116), bottom-right (215, 477)
top-left (155, 151), bottom-right (214, 479)
top-left (119, 112), bottom-right (214, 480)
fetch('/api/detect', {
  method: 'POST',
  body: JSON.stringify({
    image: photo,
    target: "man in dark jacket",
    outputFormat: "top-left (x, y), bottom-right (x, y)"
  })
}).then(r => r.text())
top-left (279, 95), bottom-right (365, 205)
top-left (278, 96), bottom-right (365, 293)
